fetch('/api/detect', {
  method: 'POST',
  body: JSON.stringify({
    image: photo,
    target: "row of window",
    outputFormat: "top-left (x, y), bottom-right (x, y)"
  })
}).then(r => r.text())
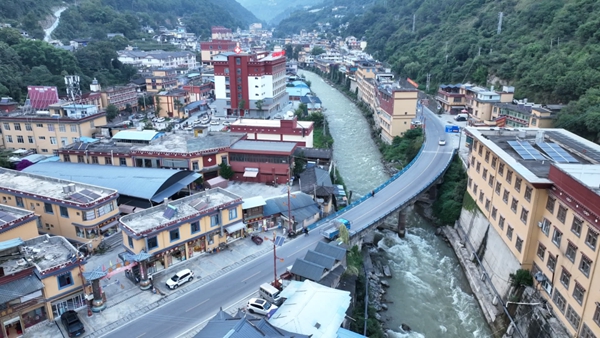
top-left (6, 135), bottom-right (78, 146)
top-left (545, 196), bottom-right (598, 251)
top-left (3, 122), bottom-right (79, 132)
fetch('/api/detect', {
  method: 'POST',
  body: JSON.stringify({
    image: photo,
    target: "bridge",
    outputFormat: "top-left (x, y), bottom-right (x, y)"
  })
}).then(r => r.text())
top-left (311, 105), bottom-right (456, 240)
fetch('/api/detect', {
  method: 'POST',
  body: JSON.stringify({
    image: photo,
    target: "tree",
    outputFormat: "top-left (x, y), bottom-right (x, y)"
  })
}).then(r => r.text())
top-left (219, 162), bottom-right (234, 179)
top-left (293, 151), bottom-right (307, 176)
top-left (155, 96), bottom-right (162, 116)
top-left (311, 46), bottom-right (325, 56)
top-left (174, 99), bottom-right (184, 118)
top-left (255, 99), bottom-right (264, 117)
top-left (105, 104), bottom-right (119, 122)
top-left (238, 99), bottom-right (246, 116)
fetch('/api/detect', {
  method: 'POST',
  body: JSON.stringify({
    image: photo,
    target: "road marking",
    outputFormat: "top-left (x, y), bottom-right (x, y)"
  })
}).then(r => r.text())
top-left (136, 334), bottom-right (145, 338)
top-left (186, 298), bottom-right (209, 312)
top-left (241, 271), bottom-right (261, 283)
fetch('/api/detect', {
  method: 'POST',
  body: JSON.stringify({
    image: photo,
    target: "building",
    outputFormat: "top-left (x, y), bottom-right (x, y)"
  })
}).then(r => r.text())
top-left (117, 49), bottom-right (198, 70)
top-left (229, 140), bottom-right (296, 184)
top-left (491, 100), bottom-right (560, 129)
top-left (465, 127), bottom-right (600, 337)
top-left (0, 97), bottom-right (19, 113)
top-left (0, 104), bottom-right (107, 155)
top-left (298, 166), bottom-right (335, 213)
top-left (241, 196), bottom-right (267, 233)
top-left (154, 89), bottom-right (190, 118)
top-left (436, 84), bottom-right (466, 115)
top-left (355, 63), bottom-right (377, 111)
top-left (0, 204), bottom-right (40, 242)
top-left (199, 40), bottom-right (237, 65)
top-left (119, 189), bottom-right (243, 273)
top-left (98, 84), bottom-right (139, 112)
top-left (0, 235), bottom-right (87, 336)
top-left (145, 68), bottom-right (178, 94)
top-left (183, 82), bottom-right (214, 102)
top-left (263, 192), bottom-right (320, 232)
top-left (213, 51), bottom-right (288, 117)
top-left (230, 118), bottom-right (314, 147)
top-left (462, 84), bottom-right (514, 122)
top-left (289, 241), bottom-right (346, 287)
top-left (0, 168), bottom-right (119, 249)
top-left (211, 26), bottom-right (233, 40)
top-left (375, 82), bottom-right (419, 143)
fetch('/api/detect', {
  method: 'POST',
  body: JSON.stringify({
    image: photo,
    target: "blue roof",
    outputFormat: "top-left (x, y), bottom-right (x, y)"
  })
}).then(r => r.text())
top-left (337, 328), bottom-right (367, 338)
top-left (113, 130), bottom-right (162, 142)
top-left (22, 162), bottom-right (200, 202)
top-left (0, 238), bottom-right (24, 250)
top-left (286, 87), bottom-right (311, 97)
top-left (291, 81), bottom-right (309, 88)
top-left (299, 95), bottom-right (322, 104)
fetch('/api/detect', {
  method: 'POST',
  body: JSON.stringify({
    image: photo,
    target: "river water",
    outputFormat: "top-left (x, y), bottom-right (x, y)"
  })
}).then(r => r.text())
top-left (300, 70), bottom-right (492, 337)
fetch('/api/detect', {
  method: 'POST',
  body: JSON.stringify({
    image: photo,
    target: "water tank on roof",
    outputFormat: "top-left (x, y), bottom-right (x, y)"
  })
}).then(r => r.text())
top-left (518, 130), bottom-right (526, 139)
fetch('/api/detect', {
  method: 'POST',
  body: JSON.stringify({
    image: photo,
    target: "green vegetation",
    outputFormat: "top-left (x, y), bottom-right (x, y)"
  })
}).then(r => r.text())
top-left (509, 269), bottom-right (534, 288)
top-left (462, 191), bottom-right (478, 213)
top-left (218, 162), bottom-right (234, 180)
top-left (298, 111), bottom-right (334, 148)
top-left (380, 129), bottom-right (423, 167)
top-left (350, 274), bottom-right (386, 338)
top-left (0, 0), bottom-right (75, 40)
top-left (432, 155), bottom-right (468, 226)
top-left (105, 104), bottom-right (119, 122)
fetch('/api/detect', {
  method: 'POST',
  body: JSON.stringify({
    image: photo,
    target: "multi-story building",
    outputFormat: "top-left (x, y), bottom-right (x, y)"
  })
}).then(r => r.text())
top-left (465, 127), bottom-right (600, 337)
top-left (199, 40), bottom-right (237, 65)
top-left (212, 51), bottom-right (288, 117)
top-left (120, 189), bottom-right (243, 273)
top-left (211, 26), bottom-right (233, 40)
top-left (117, 49), bottom-right (198, 70)
top-left (462, 84), bottom-right (514, 122)
top-left (154, 89), bottom-right (190, 118)
top-left (230, 117), bottom-right (314, 147)
top-left (355, 62), bottom-right (378, 112)
top-left (145, 68), bottom-right (178, 94)
top-left (375, 83), bottom-right (419, 143)
top-left (0, 234), bottom-right (87, 335)
top-left (229, 140), bottom-right (296, 184)
top-left (0, 168), bottom-right (119, 249)
top-left (0, 204), bottom-right (40, 242)
top-left (99, 84), bottom-right (139, 112)
top-left (491, 100), bottom-right (560, 129)
top-left (183, 82), bottom-right (214, 102)
top-left (436, 84), bottom-right (466, 114)
top-left (0, 105), bottom-right (107, 154)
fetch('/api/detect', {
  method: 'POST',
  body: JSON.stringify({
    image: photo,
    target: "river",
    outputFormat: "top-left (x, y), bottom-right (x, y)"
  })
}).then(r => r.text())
top-left (44, 7), bottom-right (67, 42)
top-left (299, 70), bottom-right (492, 337)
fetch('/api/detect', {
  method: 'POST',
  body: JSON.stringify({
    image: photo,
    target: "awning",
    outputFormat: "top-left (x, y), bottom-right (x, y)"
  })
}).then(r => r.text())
top-left (243, 168), bottom-right (259, 178)
top-left (225, 221), bottom-right (245, 233)
top-left (450, 106), bottom-right (466, 109)
top-left (100, 220), bottom-right (119, 232)
top-left (151, 172), bottom-right (201, 203)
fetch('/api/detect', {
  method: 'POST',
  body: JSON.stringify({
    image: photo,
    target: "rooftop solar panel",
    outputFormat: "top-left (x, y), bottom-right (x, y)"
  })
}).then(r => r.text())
top-left (508, 140), bottom-right (546, 160)
top-left (69, 192), bottom-right (94, 203)
top-left (0, 211), bottom-right (16, 225)
top-left (80, 189), bottom-right (102, 200)
top-left (546, 131), bottom-right (600, 163)
top-left (537, 142), bottom-right (579, 163)
top-left (163, 205), bottom-right (177, 219)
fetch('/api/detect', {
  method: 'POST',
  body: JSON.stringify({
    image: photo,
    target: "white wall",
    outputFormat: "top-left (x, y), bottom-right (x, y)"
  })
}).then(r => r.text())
top-left (214, 76), bottom-right (226, 99)
top-left (248, 76), bottom-right (266, 99)
top-left (458, 208), bottom-right (521, 298)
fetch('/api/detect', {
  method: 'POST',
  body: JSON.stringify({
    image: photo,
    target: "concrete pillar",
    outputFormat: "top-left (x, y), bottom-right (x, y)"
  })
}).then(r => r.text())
top-left (397, 208), bottom-right (408, 238)
top-left (428, 185), bottom-right (437, 201)
top-left (91, 279), bottom-right (106, 312)
top-left (139, 260), bottom-right (151, 290)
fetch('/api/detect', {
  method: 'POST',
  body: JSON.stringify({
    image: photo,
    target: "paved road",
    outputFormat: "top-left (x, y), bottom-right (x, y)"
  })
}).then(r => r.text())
top-left (100, 106), bottom-right (454, 338)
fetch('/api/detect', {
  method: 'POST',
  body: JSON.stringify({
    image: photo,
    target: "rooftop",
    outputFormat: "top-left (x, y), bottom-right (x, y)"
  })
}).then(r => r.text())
top-left (554, 164), bottom-right (600, 194)
top-left (134, 132), bottom-right (245, 154)
top-left (113, 130), bottom-right (162, 142)
top-left (0, 234), bottom-right (80, 276)
top-left (229, 140), bottom-right (297, 153)
top-left (467, 127), bottom-right (600, 183)
top-left (0, 204), bottom-right (36, 234)
top-left (120, 188), bottom-right (242, 235)
top-left (232, 119), bottom-right (313, 129)
top-left (0, 168), bottom-right (117, 206)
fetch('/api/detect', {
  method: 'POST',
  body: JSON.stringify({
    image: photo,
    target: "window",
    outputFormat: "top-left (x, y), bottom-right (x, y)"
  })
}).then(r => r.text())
top-left (77, 155), bottom-right (84, 163)
top-left (6, 135), bottom-right (12, 143)
top-left (192, 161), bottom-right (199, 171)
top-left (211, 213), bottom-right (220, 226)
top-left (471, 156), bottom-right (475, 166)
top-left (573, 283), bottom-right (585, 305)
top-left (579, 255), bottom-right (592, 277)
top-left (476, 162), bottom-right (481, 173)
top-left (2, 122), bottom-right (9, 130)
top-left (557, 205), bottom-right (567, 223)
top-left (48, 124), bottom-right (55, 131)
top-left (580, 324), bottom-right (596, 338)
top-left (516, 237), bottom-right (523, 252)
top-left (547, 253), bottom-right (556, 272)
top-left (120, 158), bottom-right (127, 166)
top-left (560, 268), bottom-right (570, 289)
top-left (488, 175), bottom-right (494, 187)
top-left (97, 202), bottom-right (114, 216)
top-left (495, 182), bottom-right (502, 195)
top-left (498, 216), bottom-right (505, 230)
top-left (506, 170), bottom-right (513, 184)
top-left (147, 236), bottom-right (158, 250)
top-left (61, 137), bottom-right (67, 146)
top-left (44, 202), bottom-right (53, 214)
top-left (41, 149), bottom-right (48, 153)
top-left (235, 57), bottom-right (241, 65)
top-left (485, 150), bottom-right (490, 162)
top-left (536, 243), bottom-right (546, 260)
top-left (552, 290), bottom-right (566, 313)
top-left (478, 144), bottom-right (482, 156)
top-left (63, 155), bottom-right (71, 162)
top-left (571, 217), bottom-right (582, 237)
top-left (479, 191), bottom-right (484, 203)
top-left (566, 242), bottom-right (577, 262)
top-left (524, 186), bottom-right (532, 202)
top-left (594, 305), bottom-right (600, 327)
top-left (552, 228), bottom-right (562, 247)
top-left (507, 226), bottom-right (513, 240)
top-left (170, 229), bottom-right (180, 242)
top-left (38, 136), bottom-right (45, 140)
top-left (485, 199), bottom-right (490, 211)
top-left (60, 206), bottom-right (69, 218)
top-left (586, 228), bottom-right (598, 251)
top-left (229, 208), bottom-right (237, 220)
top-left (565, 305), bottom-right (581, 330)
top-left (514, 177), bottom-right (522, 192)
top-left (50, 137), bottom-right (57, 145)
top-left (520, 207), bottom-right (528, 224)
top-left (57, 272), bottom-right (74, 289)
top-left (191, 221), bottom-right (200, 234)
top-left (17, 135), bottom-right (24, 143)
top-left (468, 177), bottom-right (472, 188)
top-left (541, 218), bottom-right (551, 236)
top-left (473, 184), bottom-right (478, 195)
top-left (12, 122), bottom-right (20, 131)
top-left (128, 236), bottom-right (134, 249)
top-left (511, 198), bottom-right (518, 212)
top-left (498, 163), bottom-right (504, 176)
top-left (491, 157), bottom-right (497, 169)
top-left (92, 156), bottom-right (99, 164)
top-left (28, 136), bottom-right (34, 143)
top-left (70, 125), bottom-right (77, 132)
top-left (491, 207), bottom-right (497, 220)
top-left (105, 157), bottom-right (112, 165)
top-left (503, 189), bottom-right (509, 203)
top-left (59, 124), bottom-right (66, 132)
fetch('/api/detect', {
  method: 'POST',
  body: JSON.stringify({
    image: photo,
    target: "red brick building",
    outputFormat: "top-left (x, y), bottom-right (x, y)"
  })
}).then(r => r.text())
top-left (229, 140), bottom-right (297, 184)
top-left (230, 118), bottom-right (314, 147)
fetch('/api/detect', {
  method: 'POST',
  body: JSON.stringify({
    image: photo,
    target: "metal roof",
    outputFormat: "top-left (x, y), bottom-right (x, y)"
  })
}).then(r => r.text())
top-left (0, 238), bottom-right (24, 250)
top-left (196, 310), bottom-right (309, 338)
top-left (242, 196), bottom-right (266, 209)
top-left (230, 140), bottom-right (297, 153)
top-left (304, 250), bottom-right (335, 270)
top-left (263, 193), bottom-right (319, 223)
top-left (314, 241), bottom-right (346, 261)
top-left (0, 273), bottom-right (44, 304)
top-left (22, 162), bottom-right (200, 202)
top-left (290, 258), bottom-right (326, 281)
top-left (113, 130), bottom-right (161, 142)
top-left (299, 95), bottom-right (322, 104)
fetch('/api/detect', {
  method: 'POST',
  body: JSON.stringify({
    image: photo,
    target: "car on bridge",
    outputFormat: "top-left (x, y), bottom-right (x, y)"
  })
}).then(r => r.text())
top-left (320, 218), bottom-right (352, 240)
top-left (439, 138), bottom-right (446, 146)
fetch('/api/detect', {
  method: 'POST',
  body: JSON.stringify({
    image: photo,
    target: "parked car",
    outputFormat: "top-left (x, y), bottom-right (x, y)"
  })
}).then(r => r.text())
top-left (439, 139), bottom-right (446, 146)
top-left (247, 298), bottom-right (278, 316)
top-left (210, 121), bottom-right (220, 125)
top-left (61, 310), bottom-right (85, 337)
top-left (165, 268), bottom-right (194, 289)
top-left (223, 121), bottom-right (231, 126)
top-left (251, 234), bottom-right (263, 245)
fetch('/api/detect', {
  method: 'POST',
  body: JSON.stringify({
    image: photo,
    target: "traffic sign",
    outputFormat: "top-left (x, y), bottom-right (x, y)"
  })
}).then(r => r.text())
top-left (445, 125), bottom-right (460, 133)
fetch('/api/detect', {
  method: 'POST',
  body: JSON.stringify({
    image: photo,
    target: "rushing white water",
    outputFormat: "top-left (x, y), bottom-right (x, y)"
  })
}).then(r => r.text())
top-left (300, 70), bottom-right (492, 337)
top-left (44, 7), bottom-right (67, 42)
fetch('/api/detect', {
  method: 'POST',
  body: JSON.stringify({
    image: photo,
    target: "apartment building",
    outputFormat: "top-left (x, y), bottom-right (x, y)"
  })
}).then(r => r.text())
top-left (436, 84), bottom-right (466, 114)
top-left (491, 100), bottom-right (560, 129)
top-left (117, 50), bottom-right (198, 70)
top-left (466, 127), bottom-right (600, 337)
top-left (120, 189), bottom-right (243, 273)
top-left (461, 84), bottom-right (514, 122)
top-left (145, 68), bottom-right (178, 94)
top-left (199, 40), bottom-right (237, 65)
top-left (375, 84), bottom-right (419, 143)
top-left (0, 168), bottom-right (119, 249)
top-left (154, 89), bottom-right (190, 118)
top-left (355, 63), bottom-right (377, 111)
top-left (0, 105), bottom-right (107, 154)
top-left (0, 204), bottom-right (40, 242)
top-left (99, 84), bottom-right (139, 112)
top-left (230, 117), bottom-right (314, 147)
top-left (0, 235), bottom-right (87, 336)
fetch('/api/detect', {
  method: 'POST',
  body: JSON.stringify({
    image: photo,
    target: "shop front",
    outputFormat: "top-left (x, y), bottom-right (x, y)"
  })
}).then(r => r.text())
top-left (50, 291), bottom-right (87, 319)
top-left (164, 244), bottom-right (186, 268)
top-left (224, 221), bottom-right (245, 242)
top-left (1, 302), bottom-right (48, 338)
top-left (187, 235), bottom-right (206, 259)
top-left (98, 217), bottom-right (120, 239)
top-left (244, 217), bottom-right (265, 234)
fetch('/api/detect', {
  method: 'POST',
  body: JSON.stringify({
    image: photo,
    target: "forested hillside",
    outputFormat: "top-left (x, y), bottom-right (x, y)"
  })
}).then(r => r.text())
top-left (1, 0), bottom-right (75, 39)
top-left (54, 0), bottom-right (257, 40)
top-left (236, 0), bottom-right (323, 24)
top-left (278, 0), bottom-right (600, 142)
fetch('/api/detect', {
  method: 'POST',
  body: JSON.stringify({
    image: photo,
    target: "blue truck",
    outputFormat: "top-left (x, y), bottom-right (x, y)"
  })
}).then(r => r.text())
top-left (320, 218), bottom-right (352, 240)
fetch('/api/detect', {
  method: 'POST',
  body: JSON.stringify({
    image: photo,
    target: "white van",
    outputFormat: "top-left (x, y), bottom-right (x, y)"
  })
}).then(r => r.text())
top-left (455, 113), bottom-right (468, 121)
top-left (259, 283), bottom-right (284, 305)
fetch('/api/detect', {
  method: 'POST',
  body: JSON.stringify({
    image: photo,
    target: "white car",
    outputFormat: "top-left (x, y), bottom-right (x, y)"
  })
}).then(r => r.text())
top-left (210, 121), bottom-right (220, 125)
top-left (165, 269), bottom-right (194, 289)
top-left (274, 114), bottom-right (283, 119)
top-left (247, 298), bottom-right (278, 316)
top-left (439, 139), bottom-right (446, 146)
top-left (223, 121), bottom-right (231, 126)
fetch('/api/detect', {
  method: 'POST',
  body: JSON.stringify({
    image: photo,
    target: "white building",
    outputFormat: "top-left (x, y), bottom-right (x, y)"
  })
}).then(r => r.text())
top-left (117, 49), bottom-right (198, 70)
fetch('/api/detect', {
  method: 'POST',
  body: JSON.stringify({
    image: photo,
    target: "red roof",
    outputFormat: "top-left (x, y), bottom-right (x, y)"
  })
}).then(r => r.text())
top-left (27, 86), bottom-right (59, 109)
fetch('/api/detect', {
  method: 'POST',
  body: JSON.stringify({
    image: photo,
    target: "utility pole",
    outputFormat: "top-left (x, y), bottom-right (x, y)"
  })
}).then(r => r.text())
top-left (412, 14), bottom-right (416, 33)
top-left (426, 73), bottom-right (431, 92)
top-left (478, 47), bottom-right (481, 56)
top-left (445, 42), bottom-right (449, 64)
top-left (497, 12), bottom-right (503, 35)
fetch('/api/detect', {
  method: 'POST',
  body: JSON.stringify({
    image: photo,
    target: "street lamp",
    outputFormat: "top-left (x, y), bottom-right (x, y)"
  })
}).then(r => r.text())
top-left (264, 231), bottom-right (285, 289)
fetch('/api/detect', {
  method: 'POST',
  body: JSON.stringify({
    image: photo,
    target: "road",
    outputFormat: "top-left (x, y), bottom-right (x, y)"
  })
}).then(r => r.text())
top-left (101, 106), bottom-right (454, 338)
